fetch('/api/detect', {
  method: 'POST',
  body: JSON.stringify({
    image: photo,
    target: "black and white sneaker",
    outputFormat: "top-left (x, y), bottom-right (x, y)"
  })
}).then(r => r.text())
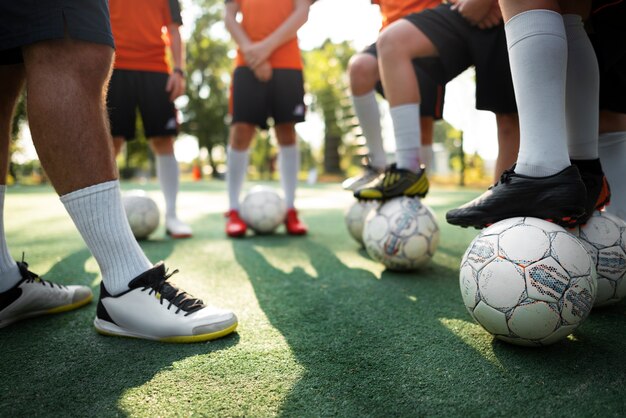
top-left (94, 262), bottom-right (237, 343)
top-left (446, 165), bottom-right (587, 229)
top-left (342, 164), bottom-right (385, 191)
top-left (0, 261), bottom-right (93, 328)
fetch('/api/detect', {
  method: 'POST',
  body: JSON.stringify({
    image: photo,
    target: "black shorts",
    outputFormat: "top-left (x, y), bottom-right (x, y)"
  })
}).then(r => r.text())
top-left (403, 4), bottom-right (517, 114)
top-left (0, 0), bottom-right (114, 65)
top-left (589, 1), bottom-right (626, 114)
top-left (230, 67), bottom-right (306, 130)
top-left (362, 43), bottom-right (445, 120)
top-left (106, 69), bottom-right (178, 140)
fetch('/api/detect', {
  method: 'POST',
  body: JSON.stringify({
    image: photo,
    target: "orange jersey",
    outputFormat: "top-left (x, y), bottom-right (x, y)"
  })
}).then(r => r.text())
top-left (110, 0), bottom-right (182, 72)
top-left (231, 0), bottom-right (304, 69)
top-left (372, 0), bottom-right (441, 28)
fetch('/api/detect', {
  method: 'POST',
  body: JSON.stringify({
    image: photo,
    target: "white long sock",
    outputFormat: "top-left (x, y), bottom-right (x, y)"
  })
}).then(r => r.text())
top-left (599, 132), bottom-right (626, 221)
top-left (352, 91), bottom-right (386, 169)
top-left (60, 181), bottom-right (152, 295)
top-left (279, 144), bottom-right (300, 209)
top-left (156, 154), bottom-right (180, 219)
top-left (0, 186), bottom-right (21, 293)
top-left (564, 14), bottom-right (599, 160)
top-left (506, 10), bottom-right (571, 177)
top-left (390, 104), bottom-right (421, 172)
top-left (227, 147), bottom-right (249, 211)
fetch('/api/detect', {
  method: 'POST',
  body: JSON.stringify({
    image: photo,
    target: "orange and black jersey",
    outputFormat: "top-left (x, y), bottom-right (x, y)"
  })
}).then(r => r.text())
top-left (110, 0), bottom-right (182, 73)
top-left (225, 0), bottom-right (315, 69)
top-left (371, 0), bottom-right (442, 28)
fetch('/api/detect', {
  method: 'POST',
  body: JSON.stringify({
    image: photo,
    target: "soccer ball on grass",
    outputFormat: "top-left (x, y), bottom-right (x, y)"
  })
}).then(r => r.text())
top-left (122, 190), bottom-right (160, 240)
top-left (240, 186), bottom-right (287, 234)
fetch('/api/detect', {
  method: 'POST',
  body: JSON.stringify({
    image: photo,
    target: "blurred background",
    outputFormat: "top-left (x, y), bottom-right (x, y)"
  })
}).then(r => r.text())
top-left (8, 0), bottom-right (498, 189)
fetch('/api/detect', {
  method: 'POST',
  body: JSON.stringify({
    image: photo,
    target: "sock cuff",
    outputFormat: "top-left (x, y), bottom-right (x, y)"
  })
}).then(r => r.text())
top-left (505, 9), bottom-right (565, 49)
top-left (228, 147), bottom-right (249, 157)
top-left (352, 90), bottom-right (377, 105)
top-left (599, 131), bottom-right (626, 147)
top-left (156, 154), bottom-right (177, 162)
top-left (390, 103), bottom-right (420, 120)
top-left (59, 180), bottom-right (119, 204)
top-left (279, 143), bottom-right (298, 152)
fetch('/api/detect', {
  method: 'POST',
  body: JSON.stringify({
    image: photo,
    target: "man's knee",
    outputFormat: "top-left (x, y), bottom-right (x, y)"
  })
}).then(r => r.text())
top-left (348, 54), bottom-right (379, 93)
top-left (229, 124), bottom-right (256, 150)
top-left (149, 136), bottom-right (175, 155)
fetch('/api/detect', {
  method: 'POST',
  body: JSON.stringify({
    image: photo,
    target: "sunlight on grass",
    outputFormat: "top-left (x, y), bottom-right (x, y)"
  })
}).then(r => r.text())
top-left (439, 317), bottom-right (504, 370)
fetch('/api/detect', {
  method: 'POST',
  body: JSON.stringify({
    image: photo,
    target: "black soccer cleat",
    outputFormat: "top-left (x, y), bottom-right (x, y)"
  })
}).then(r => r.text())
top-left (570, 159), bottom-right (611, 224)
top-left (446, 165), bottom-right (587, 229)
top-left (353, 163), bottom-right (429, 201)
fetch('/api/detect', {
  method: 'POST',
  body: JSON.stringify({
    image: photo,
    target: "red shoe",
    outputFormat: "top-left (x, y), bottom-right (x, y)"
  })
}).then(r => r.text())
top-left (225, 209), bottom-right (247, 238)
top-left (285, 208), bottom-right (308, 235)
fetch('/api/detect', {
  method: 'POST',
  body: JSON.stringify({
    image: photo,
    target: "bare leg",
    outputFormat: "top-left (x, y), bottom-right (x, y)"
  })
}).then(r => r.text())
top-left (112, 136), bottom-right (125, 156)
top-left (0, 65), bottom-right (26, 184)
top-left (23, 38), bottom-right (117, 195)
top-left (494, 113), bottom-right (520, 179)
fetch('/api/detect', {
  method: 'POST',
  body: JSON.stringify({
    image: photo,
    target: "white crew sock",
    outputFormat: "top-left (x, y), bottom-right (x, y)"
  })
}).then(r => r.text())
top-left (390, 103), bottom-right (421, 172)
top-left (564, 14), bottom-right (599, 160)
top-left (506, 10), bottom-right (571, 177)
top-left (60, 181), bottom-right (152, 295)
top-left (420, 144), bottom-right (434, 172)
top-left (279, 143), bottom-right (300, 209)
top-left (0, 186), bottom-right (21, 293)
top-left (227, 147), bottom-right (249, 211)
top-left (599, 132), bottom-right (626, 221)
top-left (352, 91), bottom-right (386, 169)
top-left (156, 154), bottom-right (180, 220)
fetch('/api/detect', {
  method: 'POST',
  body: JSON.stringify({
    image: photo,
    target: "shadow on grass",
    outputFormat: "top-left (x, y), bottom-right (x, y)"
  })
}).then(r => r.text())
top-left (233, 209), bottom-right (626, 417)
top-left (0, 239), bottom-right (240, 417)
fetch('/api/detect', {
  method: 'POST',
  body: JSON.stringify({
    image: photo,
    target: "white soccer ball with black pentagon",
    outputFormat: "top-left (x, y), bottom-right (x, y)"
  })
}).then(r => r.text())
top-left (460, 217), bottom-right (597, 347)
top-left (122, 190), bottom-right (160, 240)
top-left (573, 211), bottom-right (626, 307)
top-left (362, 196), bottom-right (439, 271)
top-left (240, 186), bottom-right (287, 234)
top-left (345, 200), bottom-right (380, 246)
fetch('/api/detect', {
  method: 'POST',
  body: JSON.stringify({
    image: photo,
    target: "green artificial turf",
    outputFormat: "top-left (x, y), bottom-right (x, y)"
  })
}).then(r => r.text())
top-left (1, 180), bottom-right (625, 417)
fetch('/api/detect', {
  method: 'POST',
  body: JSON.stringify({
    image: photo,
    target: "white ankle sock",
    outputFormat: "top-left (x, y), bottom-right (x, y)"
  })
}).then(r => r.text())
top-left (352, 91), bottom-right (386, 169)
top-left (564, 14), bottom-right (599, 160)
top-left (506, 10), bottom-right (571, 177)
top-left (60, 181), bottom-right (152, 295)
top-left (599, 131), bottom-right (626, 221)
top-left (0, 186), bottom-right (21, 293)
top-left (227, 147), bottom-right (249, 211)
top-left (279, 144), bottom-right (300, 209)
top-left (390, 104), bottom-right (421, 172)
top-left (156, 154), bottom-right (180, 219)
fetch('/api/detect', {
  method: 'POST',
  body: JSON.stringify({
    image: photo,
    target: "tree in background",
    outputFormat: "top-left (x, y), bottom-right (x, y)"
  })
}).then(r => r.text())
top-left (182, 0), bottom-right (231, 177)
top-left (303, 40), bottom-right (356, 175)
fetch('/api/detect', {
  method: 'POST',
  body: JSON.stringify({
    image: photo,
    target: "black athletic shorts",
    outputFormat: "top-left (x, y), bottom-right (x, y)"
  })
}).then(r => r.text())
top-left (403, 4), bottom-right (517, 114)
top-left (0, 0), bottom-right (114, 65)
top-left (589, 1), bottom-right (626, 114)
top-left (230, 67), bottom-right (306, 130)
top-left (107, 69), bottom-right (179, 140)
top-left (362, 43), bottom-right (445, 120)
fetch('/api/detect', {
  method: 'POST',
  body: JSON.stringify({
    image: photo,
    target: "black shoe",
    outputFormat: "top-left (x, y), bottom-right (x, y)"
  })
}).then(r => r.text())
top-left (446, 165), bottom-right (587, 229)
top-left (353, 163), bottom-right (429, 200)
top-left (571, 159), bottom-right (611, 224)
top-left (341, 164), bottom-right (385, 191)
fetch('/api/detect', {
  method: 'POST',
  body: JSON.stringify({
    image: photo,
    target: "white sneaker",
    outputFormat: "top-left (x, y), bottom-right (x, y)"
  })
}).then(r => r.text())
top-left (341, 164), bottom-right (385, 191)
top-left (165, 217), bottom-right (193, 239)
top-left (0, 262), bottom-right (93, 328)
top-left (94, 262), bottom-right (238, 343)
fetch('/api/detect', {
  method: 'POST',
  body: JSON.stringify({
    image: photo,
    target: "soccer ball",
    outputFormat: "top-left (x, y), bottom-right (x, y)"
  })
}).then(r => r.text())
top-left (460, 217), bottom-right (597, 347)
top-left (122, 190), bottom-right (160, 240)
top-left (345, 200), bottom-right (380, 246)
top-left (240, 186), bottom-right (287, 234)
top-left (362, 196), bottom-right (439, 271)
top-left (573, 211), bottom-right (626, 307)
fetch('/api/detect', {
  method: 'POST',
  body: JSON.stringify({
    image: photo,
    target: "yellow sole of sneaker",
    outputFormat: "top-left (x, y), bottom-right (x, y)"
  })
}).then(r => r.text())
top-left (46, 293), bottom-right (94, 314)
top-left (94, 321), bottom-right (238, 343)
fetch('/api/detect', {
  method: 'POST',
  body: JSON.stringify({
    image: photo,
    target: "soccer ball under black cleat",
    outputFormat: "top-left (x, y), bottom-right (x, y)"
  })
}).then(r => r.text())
top-left (446, 165), bottom-right (587, 229)
top-left (353, 163), bottom-right (429, 201)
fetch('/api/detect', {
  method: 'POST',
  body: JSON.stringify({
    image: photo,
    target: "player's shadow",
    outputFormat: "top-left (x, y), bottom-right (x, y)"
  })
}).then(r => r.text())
top-left (0, 241), bottom-right (240, 416)
top-left (232, 237), bottom-right (510, 415)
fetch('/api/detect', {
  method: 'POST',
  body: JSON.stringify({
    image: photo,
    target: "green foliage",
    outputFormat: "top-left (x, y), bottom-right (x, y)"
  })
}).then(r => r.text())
top-left (303, 40), bottom-right (356, 174)
top-left (182, 0), bottom-right (231, 173)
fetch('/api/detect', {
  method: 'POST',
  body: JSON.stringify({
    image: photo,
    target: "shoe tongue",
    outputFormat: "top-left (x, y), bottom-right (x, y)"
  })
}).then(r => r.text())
top-left (128, 262), bottom-right (166, 290)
